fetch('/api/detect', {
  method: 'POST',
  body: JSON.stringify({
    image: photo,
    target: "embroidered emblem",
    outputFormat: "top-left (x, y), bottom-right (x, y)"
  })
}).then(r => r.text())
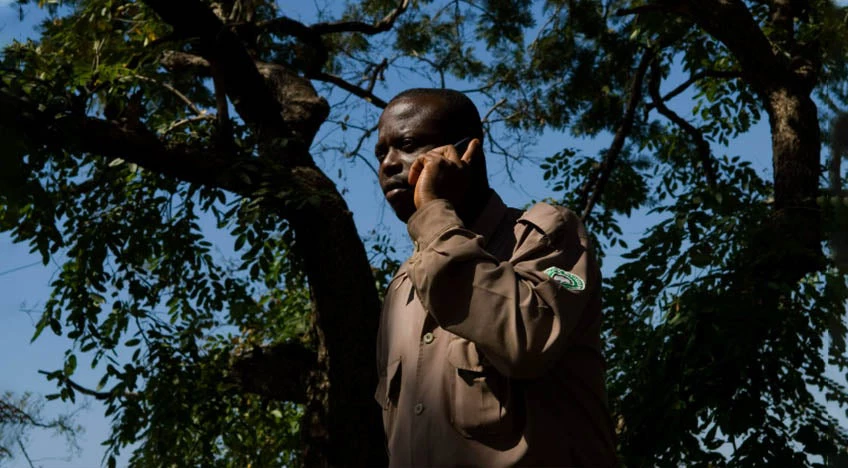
top-left (544, 267), bottom-right (585, 291)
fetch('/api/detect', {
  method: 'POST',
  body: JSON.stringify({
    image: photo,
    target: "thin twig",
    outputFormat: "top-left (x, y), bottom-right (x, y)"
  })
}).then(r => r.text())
top-left (134, 75), bottom-right (206, 116)
top-left (648, 61), bottom-right (717, 189)
top-left (487, 135), bottom-right (520, 183)
top-left (345, 124), bottom-right (380, 178)
top-left (580, 49), bottom-right (655, 222)
top-left (365, 58), bottom-right (389, 94)
top-left (654, 70), bottom-right (742, 105)
top-left (17, 439), bottom-right (35, 468)
top-left (310, 72), bottom-right (387, 108)
top-left (411, 55), bottom-right (446, 88)
top-left (481, 98), bottom-right (507, 124)
top-left (165, 114), bottom-right (216, 134)
top-left (353, 153), bottom-right (380, 179)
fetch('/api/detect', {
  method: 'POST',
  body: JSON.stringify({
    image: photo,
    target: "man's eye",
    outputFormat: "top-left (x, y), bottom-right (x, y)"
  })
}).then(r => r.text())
top-left (400, 139), bottom-right (417, 151)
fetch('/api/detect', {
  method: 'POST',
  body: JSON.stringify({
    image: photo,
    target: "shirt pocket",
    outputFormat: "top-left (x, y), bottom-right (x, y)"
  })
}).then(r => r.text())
top-left (375, 357), bottom-right (402, 443)
top-left (375, 358), bottom-right (402, 410)
top-left (447, 339), bottom-right (517, 440)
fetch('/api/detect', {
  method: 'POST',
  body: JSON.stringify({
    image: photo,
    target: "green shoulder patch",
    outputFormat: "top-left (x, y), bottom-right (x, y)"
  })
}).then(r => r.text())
top-left (544, 267), bottom-right (585, 291)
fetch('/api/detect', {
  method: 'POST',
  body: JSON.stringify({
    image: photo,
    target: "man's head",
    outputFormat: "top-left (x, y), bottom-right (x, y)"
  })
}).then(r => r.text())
top-left (376, 88), bottom-right (487, 222)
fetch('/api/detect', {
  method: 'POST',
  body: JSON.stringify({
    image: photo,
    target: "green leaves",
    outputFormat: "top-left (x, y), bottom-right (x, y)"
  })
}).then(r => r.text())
top-left (63, 353), bottom-right (77, 375)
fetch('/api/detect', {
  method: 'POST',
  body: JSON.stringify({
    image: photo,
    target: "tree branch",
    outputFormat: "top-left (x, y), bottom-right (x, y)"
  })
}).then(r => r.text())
top-left (677, 0), bottom-right (787, 92)
top-left (365, 58), bottom-right (389, 94)
top-left (17, 439), bottom-right (35, 468)
top-left (344, 123), bottom-right (380, 178)
top-left (0, 85), bottom-right (265, 196)
top-left (648, 61), bottom-right (717, 189)
top-left (37, 370), bottom-right (113, 400)
top-left (164, 114), bottom-right (217, 134)
top-left (159, 50), bottom-right (212, 73)
top-left (580, 49), bottom-right (655, 222)
top-left (308, 0), bottom-right (410, 35)
top-left (0, 399), bottom-right (43, 428)
top-left (769, 0), bottom-right (797, 51)
top-left (481, 98), bottom-right (507, 124)
top-left (653, 70), bottom-right (742, 105)
top-left (134, 74), bottom-right (207, 116)
top-left (142, 0), bottom-right (298, 146)
top-left (310, 71), bottom-right (387, 108)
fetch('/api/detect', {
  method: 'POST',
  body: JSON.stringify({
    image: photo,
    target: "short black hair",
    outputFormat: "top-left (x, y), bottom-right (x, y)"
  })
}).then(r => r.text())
top-left (389, 88), bottom-right (484, 141)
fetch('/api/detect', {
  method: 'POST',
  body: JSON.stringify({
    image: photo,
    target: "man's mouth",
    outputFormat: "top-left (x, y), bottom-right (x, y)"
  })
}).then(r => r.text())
top-left (383, 180), bottom-right (412, 200)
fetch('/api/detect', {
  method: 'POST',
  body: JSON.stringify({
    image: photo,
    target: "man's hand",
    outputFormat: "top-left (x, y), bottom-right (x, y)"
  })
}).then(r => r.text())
top-left (408, 138), bottom-right (482, 211)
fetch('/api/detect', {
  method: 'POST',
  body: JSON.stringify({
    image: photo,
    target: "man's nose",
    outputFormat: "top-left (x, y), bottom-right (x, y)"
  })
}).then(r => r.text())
top-left (380, 148), bottom-right (406, 178)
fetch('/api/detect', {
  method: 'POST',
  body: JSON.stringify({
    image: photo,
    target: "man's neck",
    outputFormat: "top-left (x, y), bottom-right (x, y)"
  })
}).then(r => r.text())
top-left (457, 187), bottom-right (493, 228)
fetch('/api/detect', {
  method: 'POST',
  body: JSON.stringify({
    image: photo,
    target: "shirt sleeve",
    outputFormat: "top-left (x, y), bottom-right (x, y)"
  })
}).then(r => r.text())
top-left (406, 198), bottom-right (599, 379)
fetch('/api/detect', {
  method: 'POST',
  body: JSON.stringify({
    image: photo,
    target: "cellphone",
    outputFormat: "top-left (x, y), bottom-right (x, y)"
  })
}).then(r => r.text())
top-left (453, 137), bottom-right (472, 155)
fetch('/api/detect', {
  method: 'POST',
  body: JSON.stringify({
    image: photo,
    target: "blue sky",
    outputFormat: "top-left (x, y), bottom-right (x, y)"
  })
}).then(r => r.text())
top-left (1, 1), bottom-right (846, 466)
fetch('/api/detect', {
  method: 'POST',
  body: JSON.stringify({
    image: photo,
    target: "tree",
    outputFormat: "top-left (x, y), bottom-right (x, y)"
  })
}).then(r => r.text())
top-left (0, 392), bottom-right (81, 465)
top-left (1, 0), bottom-right (848, 466)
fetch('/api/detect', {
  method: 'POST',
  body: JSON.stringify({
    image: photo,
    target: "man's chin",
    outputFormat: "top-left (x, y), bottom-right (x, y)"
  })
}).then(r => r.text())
top-left (388, 196), bottom-right (416, 223)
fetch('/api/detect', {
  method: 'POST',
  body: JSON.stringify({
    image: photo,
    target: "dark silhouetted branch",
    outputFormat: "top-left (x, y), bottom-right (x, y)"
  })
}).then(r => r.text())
top-left (580, 49), bottom-right (655, 222)
top-left (134, 74), bottom-right (207, 116)
top-left (258, 0), bottom-right (408, 38)
top-left (310, 72), bottom-right (388, 108)
top-left (142, 0), bottom-right (296, 145)
top-left (38, 370), bottom-right (113, 400)
top-left (656, 70), bottom-right (742, 105)
top-left (648, 61), bottom-right (717, 189)
top-left (365, 58), bottom-right (389, 94)
top-left (482, 98), bottom-right (507, 124)
top-left (17, 439), bottom-right (35, 468)
top-left (0, 84), bottom-right (267, 196)
top-left (159, 50), bottom-right (211, 72)
top-left (308, 0), bottom-right (410, 35)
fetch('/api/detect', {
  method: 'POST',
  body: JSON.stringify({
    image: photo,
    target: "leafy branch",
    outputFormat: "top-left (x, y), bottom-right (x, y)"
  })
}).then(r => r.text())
top-left (650, 69), bottom-right (742, 107)
top-left (648, 61), bottom-right (717, 189)
top-left (579, 48), bottom-right (655, 222)
top-left (259, 0), bottom-right (410, 36)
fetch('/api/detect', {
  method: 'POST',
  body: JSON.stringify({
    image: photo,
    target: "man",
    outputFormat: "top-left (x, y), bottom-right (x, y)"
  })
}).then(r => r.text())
top-left (374, 88), bottom-right (616, 467)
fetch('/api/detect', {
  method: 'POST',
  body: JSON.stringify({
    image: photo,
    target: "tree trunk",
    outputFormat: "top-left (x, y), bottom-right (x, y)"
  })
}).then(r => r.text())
top-left (763, 85), bottom-right (823, 281)
top-left (286, 166), bottom-right (386, 466)
top-left (136, 2), bottom-right (388, 462)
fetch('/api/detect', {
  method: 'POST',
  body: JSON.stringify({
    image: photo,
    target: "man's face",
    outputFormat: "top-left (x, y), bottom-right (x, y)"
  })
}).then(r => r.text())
top-left (375, 96), bottom-right (457, 222)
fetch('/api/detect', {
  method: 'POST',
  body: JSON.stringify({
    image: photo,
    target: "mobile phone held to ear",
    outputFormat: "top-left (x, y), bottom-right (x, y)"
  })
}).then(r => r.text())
top-left (453, 137), bottom-right (472, 156)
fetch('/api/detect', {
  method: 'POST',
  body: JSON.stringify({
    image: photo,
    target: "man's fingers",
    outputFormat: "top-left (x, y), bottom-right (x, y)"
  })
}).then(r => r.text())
top-left (409, 153), bottom-right (439, 186)
top-left (441, 144), bottom-right (462, 164)
top-left (460, 138), bottom-right (481, 164)
top-left (408, 157), bottom-right (425, 186)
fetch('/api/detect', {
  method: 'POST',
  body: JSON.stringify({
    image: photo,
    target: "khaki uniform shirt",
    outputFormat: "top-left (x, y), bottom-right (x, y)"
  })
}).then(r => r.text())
top-left (375, 192), bottom-right (616, 467)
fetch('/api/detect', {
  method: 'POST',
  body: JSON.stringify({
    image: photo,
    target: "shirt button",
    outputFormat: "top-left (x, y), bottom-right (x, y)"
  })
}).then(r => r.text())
top-left (422, 332), bottom-right (435, 344)
top-left (414, 403), bottom-right (425, 415)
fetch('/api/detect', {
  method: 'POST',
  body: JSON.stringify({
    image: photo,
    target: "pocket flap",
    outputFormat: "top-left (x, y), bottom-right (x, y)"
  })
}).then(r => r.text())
top-left (447, 339), bottom-right (485, 372)
top-left (374, 358), bottom-right (402, 409)
top-left (517, 202), bottom-right (569, 239)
